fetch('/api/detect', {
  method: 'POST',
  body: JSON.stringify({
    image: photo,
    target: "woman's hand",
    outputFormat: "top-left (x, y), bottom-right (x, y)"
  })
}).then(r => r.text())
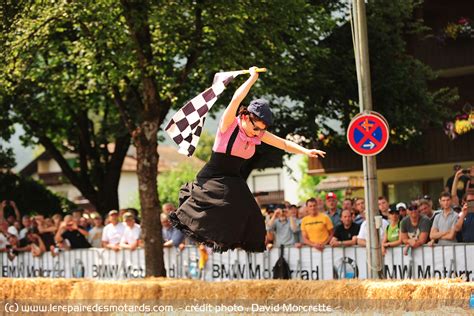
top-left (305, 149), bottom-right (326, 158)
top-left (220, 66), bottom-right (259, 133)
top-left (249, 66), bottom-right (259, 79)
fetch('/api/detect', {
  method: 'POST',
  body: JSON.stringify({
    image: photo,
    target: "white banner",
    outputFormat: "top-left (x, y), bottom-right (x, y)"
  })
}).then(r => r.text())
top-left (1, 244), bottom-right (473, 281)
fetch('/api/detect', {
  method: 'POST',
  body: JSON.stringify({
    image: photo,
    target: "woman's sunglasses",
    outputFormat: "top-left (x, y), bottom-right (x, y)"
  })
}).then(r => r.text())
top-left (248, 116), bottom-right (266, 132)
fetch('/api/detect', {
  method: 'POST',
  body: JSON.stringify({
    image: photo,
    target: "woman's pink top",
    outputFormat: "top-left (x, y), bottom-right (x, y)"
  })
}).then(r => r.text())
top-left (212, 117), bottom-right (265, 159)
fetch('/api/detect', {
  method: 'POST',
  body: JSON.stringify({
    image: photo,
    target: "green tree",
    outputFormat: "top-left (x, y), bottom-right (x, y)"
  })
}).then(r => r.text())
top-left (1, 0), bottom-right (458, 278)
top-left (297, 156), bottom-right (325, 202)
top-left (1, 0), bottom-right (335, 276)
top-left (0, 1), bottom-right (130, 212)
top-left (129, 162), bottom-right (199, 212)
top-left (263, 0), bottom-right (457, 147)
top-left (0, 145), bottom-right (15, 170)
top-left (0, 172), bottom-right (74, 216)
top-left (158, 163), bottom-right (200, 206)
top-left (193, 131), bottom-right (214, 162)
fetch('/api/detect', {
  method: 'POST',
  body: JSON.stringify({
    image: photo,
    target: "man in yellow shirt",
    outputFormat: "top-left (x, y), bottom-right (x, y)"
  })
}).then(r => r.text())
top-left (301, 197), bottom-right (334, 251)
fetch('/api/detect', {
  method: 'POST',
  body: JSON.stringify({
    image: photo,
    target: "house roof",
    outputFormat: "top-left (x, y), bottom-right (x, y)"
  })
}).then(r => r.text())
top-left (20, 151), bottom-right (52, 177)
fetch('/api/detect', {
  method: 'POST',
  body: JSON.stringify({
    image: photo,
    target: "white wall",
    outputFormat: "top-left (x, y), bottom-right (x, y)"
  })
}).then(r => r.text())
top-left (118, 171), bottom-right (139, 209)
top-left (247, 168), bottom-right (282, 192)
top-left (283, 154), bottom-right (303, 204)
top-left (46, 183), bottom-right (81, 202)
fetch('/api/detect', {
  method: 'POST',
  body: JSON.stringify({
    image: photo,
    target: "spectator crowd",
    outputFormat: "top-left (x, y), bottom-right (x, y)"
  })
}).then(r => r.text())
top-left (0, 166), bottom-right (472, 259)
top-left (0, 202), bottom-right (187, 259)
top-left (264, 165), bottom-right (474, 254)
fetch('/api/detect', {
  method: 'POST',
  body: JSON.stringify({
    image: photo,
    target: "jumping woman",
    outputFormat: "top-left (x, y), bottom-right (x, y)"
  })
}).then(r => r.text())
top-left (169, 67), bottom-right (326, 252)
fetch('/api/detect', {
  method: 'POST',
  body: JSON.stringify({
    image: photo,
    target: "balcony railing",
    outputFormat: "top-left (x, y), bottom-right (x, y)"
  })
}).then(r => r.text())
top-left (38, 172), bottom-right (67, 186)
top-left (412, 38), bottom-right (474, 71)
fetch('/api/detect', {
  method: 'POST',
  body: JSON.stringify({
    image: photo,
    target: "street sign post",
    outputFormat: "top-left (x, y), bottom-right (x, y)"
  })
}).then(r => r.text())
top-left (346, 110), bottom-right (389, 279)
top-left (351, 0), bottom-right (387, 279)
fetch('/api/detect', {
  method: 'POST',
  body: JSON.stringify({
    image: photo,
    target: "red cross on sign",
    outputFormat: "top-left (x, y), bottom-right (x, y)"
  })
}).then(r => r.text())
top-left (347, 111), bottom-right (389, 156)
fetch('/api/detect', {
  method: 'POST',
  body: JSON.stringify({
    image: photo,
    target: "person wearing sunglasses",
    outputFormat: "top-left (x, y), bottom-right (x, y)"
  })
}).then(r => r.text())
top-left (170, 66), bottom-right (326, 253)
top-left (400, 203), bottom-right (431, 256)
top-left (453, 189), bottom-right (474, 242)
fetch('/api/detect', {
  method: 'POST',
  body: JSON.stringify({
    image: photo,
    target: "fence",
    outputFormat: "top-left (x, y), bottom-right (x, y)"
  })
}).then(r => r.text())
top-left (1, 244), bottom-right (473, 281)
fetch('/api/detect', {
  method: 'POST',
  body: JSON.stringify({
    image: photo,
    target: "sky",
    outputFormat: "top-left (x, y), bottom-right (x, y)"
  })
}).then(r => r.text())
top-left (6, 126), bottom-right (34, 172)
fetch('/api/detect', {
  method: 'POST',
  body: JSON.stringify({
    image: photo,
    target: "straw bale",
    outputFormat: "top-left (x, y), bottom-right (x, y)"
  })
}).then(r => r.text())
top-left (142, 278), bottom-right (197, 300)
top-left (70, 280), bottom-right (154, 300)
top-left (0, 278), bottom-right (473, 312)
top-left (411, 279), bottom-right (474, 299)
top-left (0, 279), bottom-right (77, 300)
top-left (364, 279), bottom-right (419, 300)
top-left (182, 279), bottom-right (370, 301)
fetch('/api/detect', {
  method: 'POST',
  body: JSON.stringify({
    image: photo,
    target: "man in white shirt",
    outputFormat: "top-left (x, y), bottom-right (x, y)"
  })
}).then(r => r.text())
top-left (120, 212), bottom-right (141, 250)
top-left (7, 223), bottom-right (19, 238)
top-left (357, 216), bottom-right (389, 246)
top-left (19, 215), bottom-right (32, 239)
top-left (101, 210), bottom-right (125, 251)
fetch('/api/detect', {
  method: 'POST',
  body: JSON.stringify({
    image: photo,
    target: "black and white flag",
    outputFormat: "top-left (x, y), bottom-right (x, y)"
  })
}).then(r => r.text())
top-left (165, 71), bottom-right (241, 156)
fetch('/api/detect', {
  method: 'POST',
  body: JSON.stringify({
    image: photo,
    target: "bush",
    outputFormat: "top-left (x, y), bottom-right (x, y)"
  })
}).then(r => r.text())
top-left (0, 172), bottom-right (74, 217)
top-left (158, 163), bottom-right (200, 206)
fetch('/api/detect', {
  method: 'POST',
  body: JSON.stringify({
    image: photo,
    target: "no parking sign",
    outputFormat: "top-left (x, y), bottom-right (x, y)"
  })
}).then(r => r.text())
top-left (347, 111), bottom-right (389, 156)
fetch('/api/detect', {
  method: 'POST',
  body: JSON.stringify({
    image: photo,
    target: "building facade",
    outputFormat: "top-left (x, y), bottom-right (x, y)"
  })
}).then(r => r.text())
top-left (309, 0), bottom-right (474, 205)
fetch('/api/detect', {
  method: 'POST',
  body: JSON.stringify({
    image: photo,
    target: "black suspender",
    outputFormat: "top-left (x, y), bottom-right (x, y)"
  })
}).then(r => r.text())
top-left (225, 125), bottom-right (240, 155)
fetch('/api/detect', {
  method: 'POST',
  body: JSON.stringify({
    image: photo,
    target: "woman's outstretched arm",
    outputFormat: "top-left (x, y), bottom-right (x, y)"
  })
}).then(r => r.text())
top-left (220, 67), bottom-right (259, 133)
top-left (261, 132), bottom-right (326, 158)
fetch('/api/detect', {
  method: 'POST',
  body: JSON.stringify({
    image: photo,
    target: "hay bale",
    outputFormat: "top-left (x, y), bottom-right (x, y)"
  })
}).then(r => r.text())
top-left (0, 278), bottom-right (472, 312)
top-left (0, 279), bottom-right (77, 300)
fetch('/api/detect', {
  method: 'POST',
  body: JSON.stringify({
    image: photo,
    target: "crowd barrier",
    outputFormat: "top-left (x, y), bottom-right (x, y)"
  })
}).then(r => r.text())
top-left (1, 244), bottom-right (473, 281)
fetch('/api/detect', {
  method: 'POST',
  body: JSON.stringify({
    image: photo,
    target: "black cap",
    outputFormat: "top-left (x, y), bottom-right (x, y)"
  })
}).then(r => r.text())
top-left (248, 99), bottom-right (273, 127)
top-left (388, 206), bottom-right (399, 213)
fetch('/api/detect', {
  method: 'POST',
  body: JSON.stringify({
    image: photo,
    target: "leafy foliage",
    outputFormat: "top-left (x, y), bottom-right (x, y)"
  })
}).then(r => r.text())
top-left (158, 163), bottom-right (199, 206)
top-left (0, 145), bottom-right (15, 170)
top-left (193, 130), bottom-right (214, 163)
top-left (0, 0), bottom-right (336, 209)
top-left (297, 155), bottom-right (325, 201)
top-left (0, 1), bottom-right (134, 211)
top-left (265, 0), bottom-right (458, 148)
top-left (0, 172), bottom-right (74, 216)
top-left (0, 0), bottom-right (460, 275)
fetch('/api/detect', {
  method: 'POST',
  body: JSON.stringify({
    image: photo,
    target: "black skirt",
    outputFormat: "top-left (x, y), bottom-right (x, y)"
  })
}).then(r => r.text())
top-left (169, 152), bottom-right (266, 252)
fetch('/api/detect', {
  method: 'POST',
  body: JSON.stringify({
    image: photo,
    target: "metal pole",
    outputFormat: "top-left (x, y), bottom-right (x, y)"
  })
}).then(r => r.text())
top-left (352, 0), bottom-right (383, 279)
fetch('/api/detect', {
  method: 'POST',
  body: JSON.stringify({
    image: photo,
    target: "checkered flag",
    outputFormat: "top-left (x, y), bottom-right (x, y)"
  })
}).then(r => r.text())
top-left (165, 71), bottom-right (241, 156)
